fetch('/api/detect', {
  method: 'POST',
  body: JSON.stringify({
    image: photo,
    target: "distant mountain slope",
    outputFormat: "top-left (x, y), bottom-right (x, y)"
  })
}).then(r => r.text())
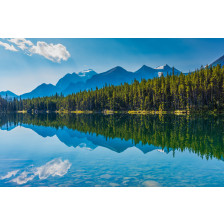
top-left (210, 55), bottom-right (224, 67)
top-left (0, 91), bottom-right (18, 99)
top-left (2, 65), bottom-right (182, 99)
top-left (64, 65), bottom-right (162, 95)
top-left (21, 83), bottom-right (58, 99)
top-left (56, 69), bottom-right (97, 91)
top-left (77, 69), bottom-right (97, 79)
top-left (134, 65), bottom-right (158, 80)
top-left (85, 66), bottom-right (135, 90)
top-left (63, 82), bottom-right (86, 96)
top-left (84, 64), bottom-right (181, 92)
top-left (56, 73), bottom-right (83, 90)
top-left (155, 64), bottom-right (181, 76)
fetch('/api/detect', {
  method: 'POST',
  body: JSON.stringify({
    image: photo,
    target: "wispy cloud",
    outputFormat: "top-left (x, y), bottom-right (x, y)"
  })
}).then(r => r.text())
top-left (7, 158), bottom-right (72, 185)
top-left (0, 41), bottom-right (18, 52)
top-left (8, 38), bottom-right (33, 50)
top-left (0, 38), bottom-right (71, 63)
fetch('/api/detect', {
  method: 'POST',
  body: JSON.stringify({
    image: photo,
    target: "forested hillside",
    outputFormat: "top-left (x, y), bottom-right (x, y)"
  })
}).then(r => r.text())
top-left (1, 64), bottom-right (224, 113)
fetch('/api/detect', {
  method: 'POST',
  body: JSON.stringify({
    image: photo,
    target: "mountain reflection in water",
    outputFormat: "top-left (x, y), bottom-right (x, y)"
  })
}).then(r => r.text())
top-left (0, 113), bottom-right (224, 187)
top-left (1, 113), bottom-right (224, 159)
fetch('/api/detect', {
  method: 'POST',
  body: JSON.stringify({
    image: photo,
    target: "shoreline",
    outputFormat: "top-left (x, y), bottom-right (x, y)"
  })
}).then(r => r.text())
top-left (15, 109), bottom-right (224, 115)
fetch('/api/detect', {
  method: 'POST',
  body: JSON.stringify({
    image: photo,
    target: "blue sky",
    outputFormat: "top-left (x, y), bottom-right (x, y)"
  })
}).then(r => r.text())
top-left (0, 38), bottom-right (224, 95)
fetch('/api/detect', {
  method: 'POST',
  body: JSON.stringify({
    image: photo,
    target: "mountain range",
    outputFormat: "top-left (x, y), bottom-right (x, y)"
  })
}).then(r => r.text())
top-left (1, 55), bottom-right (223, 100)
top-left (0, 65), bottom-right (181, 100)
top-left (0, 91), bottom-right (18, 99)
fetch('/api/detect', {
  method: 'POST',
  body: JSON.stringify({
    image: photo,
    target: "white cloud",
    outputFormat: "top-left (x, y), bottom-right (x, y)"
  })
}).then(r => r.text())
top-left (8, 38), bottom-right (33, 50)
top-left (30, 41), bottom-right (71, 63)
top-left (9, 158), bottom-right (72, 185)
top-left (0, 41), bottom-right (18, 51)
top-left (0, 170), bottom-right (19, 180)
top-left (0, 38), bottom-right (71, 63)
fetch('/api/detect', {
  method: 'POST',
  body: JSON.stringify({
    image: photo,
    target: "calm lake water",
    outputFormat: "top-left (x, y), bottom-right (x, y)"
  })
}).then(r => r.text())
top-left (0, 113), bottom-right (224, 187)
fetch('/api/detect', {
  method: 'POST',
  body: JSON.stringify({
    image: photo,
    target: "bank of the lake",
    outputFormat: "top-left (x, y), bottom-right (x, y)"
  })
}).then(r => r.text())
top-left (15, 109), bottom-right (224, 116)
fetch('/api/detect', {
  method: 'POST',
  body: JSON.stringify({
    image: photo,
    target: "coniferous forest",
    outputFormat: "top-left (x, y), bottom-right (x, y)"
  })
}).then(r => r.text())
top-left (1, 64), bottom-right (224, 113)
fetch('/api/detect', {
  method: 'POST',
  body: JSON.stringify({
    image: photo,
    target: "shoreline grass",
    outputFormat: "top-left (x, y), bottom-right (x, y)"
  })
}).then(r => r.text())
top-left (13, 109), bottom-right (224, 116)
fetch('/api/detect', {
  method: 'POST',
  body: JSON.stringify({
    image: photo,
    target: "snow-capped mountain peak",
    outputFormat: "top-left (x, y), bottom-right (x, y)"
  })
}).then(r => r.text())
top-left (155, 64), bottom-right (181, 75)
top-left (77, 69), bottom-right (97, 77)
top-left (155, 64), bottom-right (171, 70)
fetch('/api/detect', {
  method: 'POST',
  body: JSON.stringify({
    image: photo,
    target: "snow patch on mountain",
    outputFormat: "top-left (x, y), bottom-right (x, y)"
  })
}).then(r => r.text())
top-left (77, 69), bottom-right (97, 78)
top-left (155, 64), bottom-right (171, 70)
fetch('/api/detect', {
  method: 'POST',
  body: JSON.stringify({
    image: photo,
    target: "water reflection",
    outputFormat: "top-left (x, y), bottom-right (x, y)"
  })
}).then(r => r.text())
top-left (0, 170), bottom-right (19, 180)
top-left (1, 158), bottom-right (71, 185)
top-left (0, 113), bottom-right (224, 187)
top-left (1, 113), bottom-right (224, 160)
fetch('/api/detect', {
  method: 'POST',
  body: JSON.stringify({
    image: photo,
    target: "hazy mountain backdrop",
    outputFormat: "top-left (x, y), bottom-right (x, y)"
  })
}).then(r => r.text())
top-left (1, 55), bottom-right (223, 100)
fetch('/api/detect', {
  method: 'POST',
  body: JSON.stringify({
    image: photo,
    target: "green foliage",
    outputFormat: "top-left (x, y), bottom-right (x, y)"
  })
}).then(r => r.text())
top-left (2, 64), bottom-right (224, 112)
top-left (0, 96), bottom-right (9, 112)
top-left (1, 113), bottom-right (224, 161)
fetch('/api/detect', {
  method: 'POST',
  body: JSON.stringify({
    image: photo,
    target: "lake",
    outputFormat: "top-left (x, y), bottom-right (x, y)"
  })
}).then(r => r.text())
top-left (0, 113), bottom-right (224, 187)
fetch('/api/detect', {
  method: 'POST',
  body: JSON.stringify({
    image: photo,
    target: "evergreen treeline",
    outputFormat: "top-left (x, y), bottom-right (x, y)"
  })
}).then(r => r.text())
top-left (0, 96), bottom-right (9, 112)
top-left (1, 113), bottom-right (224, 160)
top-left (1, 64), bottom-right (224, 112)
